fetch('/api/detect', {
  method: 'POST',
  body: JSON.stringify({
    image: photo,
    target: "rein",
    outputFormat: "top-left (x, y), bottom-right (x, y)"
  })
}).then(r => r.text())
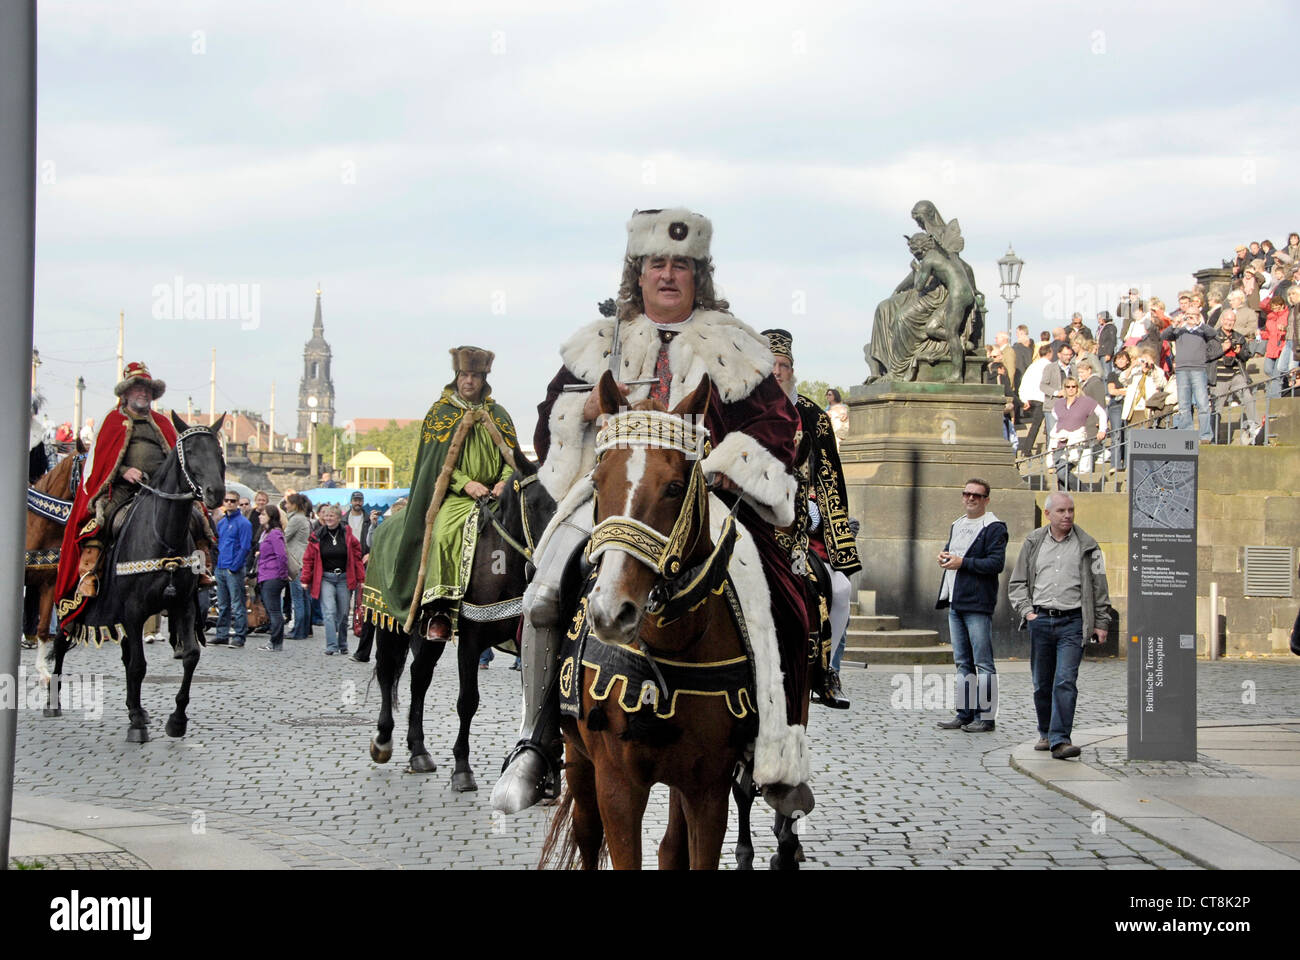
top-left (133, 426), bottom-right (222, 555)
top-left (478, 473), bottom-right (539, 561)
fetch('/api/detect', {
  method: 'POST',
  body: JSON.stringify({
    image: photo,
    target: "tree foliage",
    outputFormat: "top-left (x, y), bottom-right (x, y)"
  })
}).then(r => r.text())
top-left (351, 419), bottom-right (423, 485)
top-left (796, 379), bottom-right (847, 405)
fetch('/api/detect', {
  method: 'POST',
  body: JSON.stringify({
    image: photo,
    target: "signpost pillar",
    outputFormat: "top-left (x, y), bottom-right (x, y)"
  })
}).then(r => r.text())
top-left (1126, 429), bottom-right (1199, 760)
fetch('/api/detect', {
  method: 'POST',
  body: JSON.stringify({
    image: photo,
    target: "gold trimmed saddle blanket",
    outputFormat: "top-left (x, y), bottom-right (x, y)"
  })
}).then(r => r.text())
top-left (558, 569), bottom-right (757, 724)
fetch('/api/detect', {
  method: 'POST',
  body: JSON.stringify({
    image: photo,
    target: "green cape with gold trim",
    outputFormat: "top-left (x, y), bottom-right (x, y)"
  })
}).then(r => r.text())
top-left (361, 388), bottom-right (519, 633)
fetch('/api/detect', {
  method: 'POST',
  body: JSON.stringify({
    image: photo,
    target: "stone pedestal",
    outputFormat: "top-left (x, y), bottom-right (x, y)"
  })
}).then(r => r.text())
top-left (840, 380), bottom-right (1039, 656)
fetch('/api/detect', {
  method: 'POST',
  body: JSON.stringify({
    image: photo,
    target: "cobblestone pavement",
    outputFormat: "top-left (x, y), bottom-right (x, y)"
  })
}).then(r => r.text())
top-left (9, 852), bottom-right (148, 870)
top-left (12, 639), bottom-right (1300, 869)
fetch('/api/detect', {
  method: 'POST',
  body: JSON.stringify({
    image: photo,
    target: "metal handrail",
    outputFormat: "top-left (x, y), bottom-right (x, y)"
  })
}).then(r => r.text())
top-left (1013, 367), bottom-right (1297, 492)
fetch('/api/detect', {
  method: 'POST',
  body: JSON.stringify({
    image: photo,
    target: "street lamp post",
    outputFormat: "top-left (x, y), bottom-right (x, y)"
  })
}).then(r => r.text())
top-left (307, 395), bottom-right (319, 484)
top-left (997, 243), bottom-right (1024, 337)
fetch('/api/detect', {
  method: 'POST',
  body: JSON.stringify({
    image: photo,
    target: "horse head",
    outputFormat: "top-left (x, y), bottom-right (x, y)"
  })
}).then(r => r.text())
top-left (171, 410), bottom-right (228, 510)
top-left (587, 370), bottom-right (712, 648)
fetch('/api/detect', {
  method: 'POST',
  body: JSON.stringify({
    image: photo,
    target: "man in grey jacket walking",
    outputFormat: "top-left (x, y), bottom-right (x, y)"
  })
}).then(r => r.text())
top-left (1007, 493), bottom-right (1111, 759)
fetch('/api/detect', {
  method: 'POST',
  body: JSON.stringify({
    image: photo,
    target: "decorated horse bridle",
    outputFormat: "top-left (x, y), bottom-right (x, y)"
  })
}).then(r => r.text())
top-left (138, 426), bottom-right (222, 502)
top-left (585, 410), bottom-right (744, 626)
top-left (586, 410), bottom-right (712, 580)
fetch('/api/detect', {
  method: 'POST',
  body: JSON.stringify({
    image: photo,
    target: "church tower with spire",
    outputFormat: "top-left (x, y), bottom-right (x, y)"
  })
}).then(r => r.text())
top-left (297, 286), bottom-right (336, 439)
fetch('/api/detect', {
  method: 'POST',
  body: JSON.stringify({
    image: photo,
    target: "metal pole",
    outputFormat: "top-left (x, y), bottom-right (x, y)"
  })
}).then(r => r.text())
top-left (0, 0), bottom-right (37, 871)
top-left (310, 418), bottom-right (319, 483)
top-left (1006, 299), bottom-right (1013, 338)
top-left (73, 376), bottom-right (84, 432)
top-left (1209, 581), bottom-right (1219, 660)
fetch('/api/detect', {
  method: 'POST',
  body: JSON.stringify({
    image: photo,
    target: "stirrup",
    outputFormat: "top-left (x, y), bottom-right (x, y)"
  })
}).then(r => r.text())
top-left (492, 740), bottom-right (559, 814)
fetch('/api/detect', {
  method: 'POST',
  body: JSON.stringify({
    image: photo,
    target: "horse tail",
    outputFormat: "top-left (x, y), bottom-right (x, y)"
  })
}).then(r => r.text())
top-left (537, 782), bottom-right (607, 870)
top-left (537, 784), bottom-right (578, 869)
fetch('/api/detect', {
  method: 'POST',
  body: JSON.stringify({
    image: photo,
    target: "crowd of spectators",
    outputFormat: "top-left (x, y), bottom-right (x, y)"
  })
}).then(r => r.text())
top-left (1002, 233), bottom-right (1300, 487)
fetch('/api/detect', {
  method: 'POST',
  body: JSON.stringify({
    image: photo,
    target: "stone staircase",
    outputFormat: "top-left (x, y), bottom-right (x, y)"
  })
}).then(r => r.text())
top-left (841, 590), bottom-right (948, 665)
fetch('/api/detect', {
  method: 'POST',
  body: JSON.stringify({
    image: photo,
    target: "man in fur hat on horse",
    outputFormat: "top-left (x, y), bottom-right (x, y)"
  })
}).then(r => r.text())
top-left (492, 207), bottom-right (814, 818)
top-left (54, 361), bottom-right (214, 634)
top-left (361, 347), bottom-right (521, 639)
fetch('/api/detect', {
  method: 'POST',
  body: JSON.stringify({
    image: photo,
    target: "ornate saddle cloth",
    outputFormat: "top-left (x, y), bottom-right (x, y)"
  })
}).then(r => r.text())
top-left (27, 487), bottom-right (73, 524)
top-left (558, 569), bottom-right (757, 724)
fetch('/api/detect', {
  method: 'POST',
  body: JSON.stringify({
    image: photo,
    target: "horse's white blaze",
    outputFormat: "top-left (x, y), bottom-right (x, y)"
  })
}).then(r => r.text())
top-left (592, 447), bottom-right (647, 619)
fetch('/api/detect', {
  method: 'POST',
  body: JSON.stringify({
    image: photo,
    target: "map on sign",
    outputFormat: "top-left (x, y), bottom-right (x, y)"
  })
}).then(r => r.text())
top-left (1130, 459), bottom-right (1196, 529)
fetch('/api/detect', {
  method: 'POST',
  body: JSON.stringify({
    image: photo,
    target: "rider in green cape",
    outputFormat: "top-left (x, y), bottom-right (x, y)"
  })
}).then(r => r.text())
top-left (361, 346), bottom-right (519, 639)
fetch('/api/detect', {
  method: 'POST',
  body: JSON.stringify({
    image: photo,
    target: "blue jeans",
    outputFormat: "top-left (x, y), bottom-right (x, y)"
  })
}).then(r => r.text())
top-left (1264, 354), bottom-right (1288, 398)
top-left (1028, 610), bottom-right (1085, 747)
top-left (259, 578), bottom-right (286, 648)
top-left (288, 579), bottom-right (311, 638)
top-left (831, 629), bottom-right (847, 673)
top-left (948, 609), bottom-right (996, 723)
top-left (1174, 366), bottom-right (1213, 440)
top-left (213, 567), bottom-right (247, 645)
top-left (319, 571), bottom-right (351, 653)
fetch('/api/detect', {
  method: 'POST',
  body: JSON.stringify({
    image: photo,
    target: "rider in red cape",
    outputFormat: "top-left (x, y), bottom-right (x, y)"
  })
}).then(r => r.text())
top-left (54, 361), bottom-right (179, 633)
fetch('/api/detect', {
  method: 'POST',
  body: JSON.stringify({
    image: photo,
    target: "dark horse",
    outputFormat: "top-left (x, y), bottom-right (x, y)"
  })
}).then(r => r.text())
top-left (26, 441), bottom-right (86, 676)
top-left (542, 373), bottom-right (773, 870)
top-left (369, 452), bottom-right (556, 790)
top-left (50, 413), bottom-right (226, 742)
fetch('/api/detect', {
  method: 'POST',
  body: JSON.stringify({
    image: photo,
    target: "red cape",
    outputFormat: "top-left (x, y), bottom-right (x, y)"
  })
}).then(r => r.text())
top-left (54, 406), bottom-right (178, 630)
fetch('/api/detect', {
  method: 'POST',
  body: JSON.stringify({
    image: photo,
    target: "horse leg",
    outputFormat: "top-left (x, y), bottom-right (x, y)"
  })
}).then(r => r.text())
top-left (732, 774), bottom-right (756, 871)
top-left (44, 633), bottom-right (69, 718)
top-left (658, 787), bottom-right (690, 870)
top-left (450, 629), bottom-right (482, 791)
top-left (565, 745), bottom-right (604, 870)
top-left (770, 813), bottom-right (800, 871)
top-left (165, 603), bottom-right (199, 738)
top-left (405, 636), bottom-right (444, 773)
top-left (681, 785), bottom-right (732, 870)
top-left (122, 626), bottom-right (150, 743)
top-left (594, 762), bottom-right (649, 870)
top-left (370, 629), bottom-right (406, 763)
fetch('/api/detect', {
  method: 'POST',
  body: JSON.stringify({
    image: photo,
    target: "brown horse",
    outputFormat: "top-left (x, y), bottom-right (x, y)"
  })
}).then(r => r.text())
top-left (26, 442), bottom-right (85, 680)
top-left (542, 372), bottom-right (761, 870)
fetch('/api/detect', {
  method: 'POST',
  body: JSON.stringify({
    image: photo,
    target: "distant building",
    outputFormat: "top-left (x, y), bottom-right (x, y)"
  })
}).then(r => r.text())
top-left (169, 408), bottom-right (285, 451)
top-left (297, 287), bottom-right (336, 440)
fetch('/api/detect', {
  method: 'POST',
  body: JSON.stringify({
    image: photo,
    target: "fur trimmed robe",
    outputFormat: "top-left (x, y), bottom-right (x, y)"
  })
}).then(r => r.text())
top-left (533, 309), bottom-right (813, 785)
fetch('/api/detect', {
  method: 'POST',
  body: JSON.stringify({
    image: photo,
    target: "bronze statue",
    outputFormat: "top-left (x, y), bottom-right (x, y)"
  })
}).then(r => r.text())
top-left (867, 201), bottom-right (985, 383)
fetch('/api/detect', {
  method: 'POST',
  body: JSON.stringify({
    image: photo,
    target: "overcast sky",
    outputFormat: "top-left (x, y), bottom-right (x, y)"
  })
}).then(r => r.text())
top-left (31, 0), bottom-right (1300, 444)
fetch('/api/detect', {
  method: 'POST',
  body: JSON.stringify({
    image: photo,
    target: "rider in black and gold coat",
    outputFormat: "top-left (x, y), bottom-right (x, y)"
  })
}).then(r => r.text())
top-left (764, 329), bottom-right (862, 709)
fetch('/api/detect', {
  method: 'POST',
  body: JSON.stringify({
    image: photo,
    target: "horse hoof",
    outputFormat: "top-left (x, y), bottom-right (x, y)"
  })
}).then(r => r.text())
top-left (735, 849), bottom-right (754, 871)
top-left (126, 726), bottom-right (150, 744)
top-left (769, 852), bottom-right (800, 871)
top-left (43, 708), bottom-right (62, 718)
top-left (451, 770), bottom-right (478, 792)
top-left (370, 738), bottom-right (393, 764)
top-left (408, 753), bottom-right (437, 774)
top-left (165, 716), bottom-right (188, 738)
top-left (794, 843), bottom-right (805, 863)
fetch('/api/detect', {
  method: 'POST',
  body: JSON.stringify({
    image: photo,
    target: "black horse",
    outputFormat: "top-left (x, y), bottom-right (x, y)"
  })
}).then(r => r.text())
top-left (49, 412), bottom-right (226, 743)
top-left (369, 453), bottom-right (556, 790)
